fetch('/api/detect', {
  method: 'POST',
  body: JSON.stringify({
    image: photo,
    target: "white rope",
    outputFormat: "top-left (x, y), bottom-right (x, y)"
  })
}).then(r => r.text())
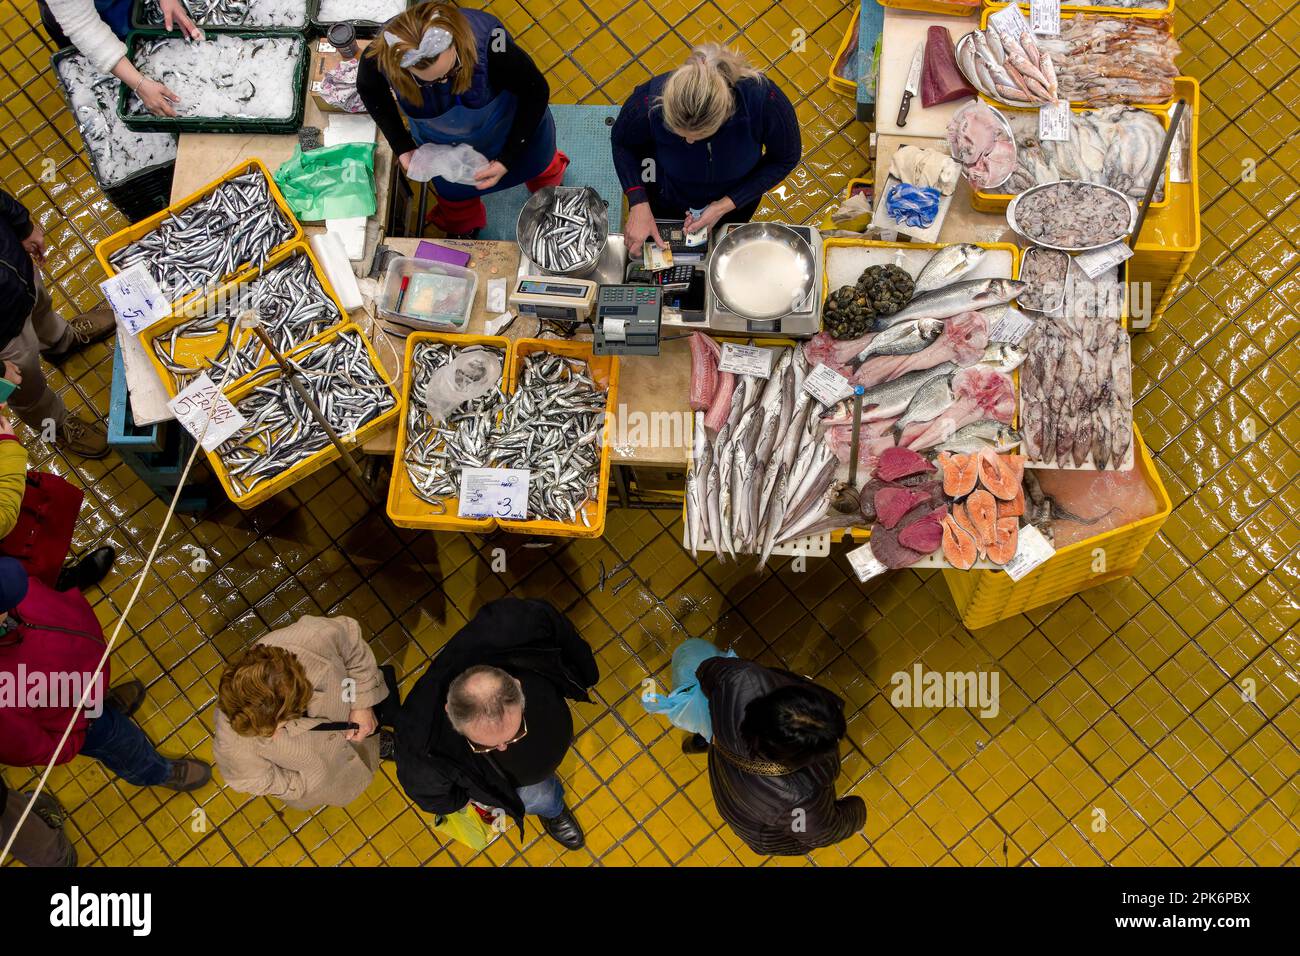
top-left (0, 315), bottom-right (249, 866)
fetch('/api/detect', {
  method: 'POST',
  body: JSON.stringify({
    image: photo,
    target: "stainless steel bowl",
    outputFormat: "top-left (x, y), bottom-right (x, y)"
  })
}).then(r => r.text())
top-left (949, 99), bottom-right (1017, 192)
top-left (1006, 180), bottom-right (1139, 252)
top-left (707, 222), bottom-right (816, 321)
top-left (516, 185), bottom-right (609, 278)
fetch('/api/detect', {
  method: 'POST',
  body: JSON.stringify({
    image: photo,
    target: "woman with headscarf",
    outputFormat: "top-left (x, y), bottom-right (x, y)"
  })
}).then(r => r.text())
top-left (357, 1), bottom-right (568, 238)
top-left (611, 44), bottom-right (802, 255)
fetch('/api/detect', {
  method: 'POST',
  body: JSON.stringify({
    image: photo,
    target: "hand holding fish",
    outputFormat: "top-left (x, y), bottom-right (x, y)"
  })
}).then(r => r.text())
top-left (136, 77), bottom-right (181, 118)
top-left (160, 0), bottom-right (204, 42)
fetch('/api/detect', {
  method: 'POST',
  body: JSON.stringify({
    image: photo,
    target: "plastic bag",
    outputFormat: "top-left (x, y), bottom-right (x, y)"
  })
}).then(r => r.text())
top-left (424, 346), bottom-right (502, 422)
top-left (433, 806), bottom-right (493, 851)
top-left (407, 142), bottom-right (488, 185)
top-left (273, 143), bottom-right (376, 222)
top-left (641, 638), bottom-right (736, 740)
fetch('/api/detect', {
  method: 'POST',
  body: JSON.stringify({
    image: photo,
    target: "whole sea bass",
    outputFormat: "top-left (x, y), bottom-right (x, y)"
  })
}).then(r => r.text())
top-left (872, 278), bottom-right (1028, 330)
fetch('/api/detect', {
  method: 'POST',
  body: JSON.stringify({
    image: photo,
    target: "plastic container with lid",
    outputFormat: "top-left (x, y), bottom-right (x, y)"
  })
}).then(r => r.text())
top-left (378, 256), bottom-right (478, 333)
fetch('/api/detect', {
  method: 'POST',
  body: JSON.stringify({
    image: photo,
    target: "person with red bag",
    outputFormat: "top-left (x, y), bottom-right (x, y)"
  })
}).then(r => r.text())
top-left (0, 557), bottom-right (211, 792)
top-left (0, 407), bottom-right (115, 592)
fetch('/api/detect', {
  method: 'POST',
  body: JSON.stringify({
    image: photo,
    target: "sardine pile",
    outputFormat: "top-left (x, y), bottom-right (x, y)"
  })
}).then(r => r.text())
top-left (139, 0), bottom-right (307, 27)
top-left (489, 353), bottom-right (608, 525)
top-left (108, 170), bottom-right (295, 302)
top-left (1015, 182), bottom-right (1132, 248)
top-left (523, 189), bottom-right (603, 273)
top-left (316, 0), bottom-right (408, 21)
top-left (216, 329), bottom-right (395, 496)
top-left (152, 252), bottom-right (342, 391)
top-left (1005, 106), bottom-right (1167, 202)
top-left (1020, 271), bottom-right (1132, 470)
top-left (125, 35), bottom-right (302, 120)
top-left (55, 52), bottom-right (176, 187)
top-left (402, 343), bottom-right (507, 506)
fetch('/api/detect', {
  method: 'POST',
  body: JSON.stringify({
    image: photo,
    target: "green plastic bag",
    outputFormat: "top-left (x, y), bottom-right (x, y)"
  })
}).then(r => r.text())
top-left (433, 806), bottom-right (495, 851)
top-left (274, 143), bottom-right (376, 222)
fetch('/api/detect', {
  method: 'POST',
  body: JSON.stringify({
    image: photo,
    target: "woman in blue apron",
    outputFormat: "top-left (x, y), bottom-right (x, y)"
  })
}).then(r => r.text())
top-left (358, 2), bottom-right (568, 239)
top-left (39, 0), bottom-right (200, 116)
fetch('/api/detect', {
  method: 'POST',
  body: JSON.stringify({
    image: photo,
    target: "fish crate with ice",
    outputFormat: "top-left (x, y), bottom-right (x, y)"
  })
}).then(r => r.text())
top-left (982, 1), bottom-right (1175, 18)
top-left (387, 332), bottom-right (514, 533)
top-left (118, 31), bottom-right (309, 134)
top-left (308, 0), bottom-right (413, 37)
top-left (131, 0), bottom-right (311, 29)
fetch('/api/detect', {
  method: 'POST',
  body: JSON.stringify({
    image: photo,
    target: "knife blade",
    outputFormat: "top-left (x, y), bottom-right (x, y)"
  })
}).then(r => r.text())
top-left (897, 43), bottom-right (924, 128)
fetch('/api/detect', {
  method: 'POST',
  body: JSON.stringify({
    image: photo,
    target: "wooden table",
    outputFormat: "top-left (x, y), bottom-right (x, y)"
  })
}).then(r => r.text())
top-left (359, 238), bottom-right (692, 473)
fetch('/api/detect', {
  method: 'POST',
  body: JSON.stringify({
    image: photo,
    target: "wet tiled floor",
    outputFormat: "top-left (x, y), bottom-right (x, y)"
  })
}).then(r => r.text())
top-left (1, 0), bottom-right (1296, 866)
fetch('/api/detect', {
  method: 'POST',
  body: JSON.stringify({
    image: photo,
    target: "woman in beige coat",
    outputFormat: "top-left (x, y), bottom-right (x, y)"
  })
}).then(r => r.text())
top-left (213, 616), bottom-right (396, 810)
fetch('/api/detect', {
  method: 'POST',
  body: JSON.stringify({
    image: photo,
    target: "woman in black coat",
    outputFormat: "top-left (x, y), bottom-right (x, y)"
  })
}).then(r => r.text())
top-left (698, 657), bottom-right (865, 855)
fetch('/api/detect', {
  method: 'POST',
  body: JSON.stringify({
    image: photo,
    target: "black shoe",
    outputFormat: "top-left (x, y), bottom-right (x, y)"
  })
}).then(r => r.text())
top-left (106, 679), bottom-right (146, 718)
top-left (56, 546), bottom-right (116, 592)
top-left (682, 733), bottom-right (709, 755)
top-left (540, 804), bottom-right (585, 851)
top-left (379, 728), bottom-right (396, 761)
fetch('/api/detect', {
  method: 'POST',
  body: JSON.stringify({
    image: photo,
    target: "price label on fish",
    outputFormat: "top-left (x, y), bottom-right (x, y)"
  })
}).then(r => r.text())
top-left (1002, 524), bottom-right (1056, 581)
top-left (717, 343), bottom-right (774, 379)
top-left (100, 263), bottom-right (170, 335)
top-left (1039, 99), bottom-right (1071, 143)
top-left (802, 363), bottom-right (854, 406)
top-left (1072, 241), bottom-right (1134, 279)
top-left (167, 373), bottom-right (246, 452)
top-left (988, 4), bottom-right (1029, 41)
top-left (1030, 0), bottom-right (1060, 36)
top-left (989, 307), bottom-right (1037, 345)
top-left (459, 467), bottom-right (530, 520)
top-left (846, 543), bottom-right (889, 583)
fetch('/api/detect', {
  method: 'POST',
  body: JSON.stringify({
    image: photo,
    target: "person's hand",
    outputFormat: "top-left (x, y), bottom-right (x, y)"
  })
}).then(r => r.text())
top-left (624, 202), bottom-right (663, 257)
top-left (137, 78), bottom-right (180, 117)
top-left (346, 707), bottom-right (378, 741)
top-left (21, 225), bottom-right (45, 264)
top-left (683, 197), bottom-right (736, 237)
top-left (160, 0), bottom-right (204, 41)
top-left (473, 161), bottom-right (507, 191)
top-left (398, 150), bottom-right (414, 173)
top-left (2, 362), bottom-right (21, 386)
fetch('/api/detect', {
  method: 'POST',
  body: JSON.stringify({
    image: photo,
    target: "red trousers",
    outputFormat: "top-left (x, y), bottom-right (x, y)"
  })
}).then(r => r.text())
top-left (428, 150), bottom-right (570, 234)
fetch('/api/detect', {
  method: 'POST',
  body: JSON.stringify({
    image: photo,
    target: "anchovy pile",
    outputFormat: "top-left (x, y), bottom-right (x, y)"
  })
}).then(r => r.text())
top-left (490, 353), bottom-right (608, 525)
top-left (125, 35), bottom-right (301, 121)
top-left (524, 189), bottom-right (602, 273)
top-left (216, 329), bottom-right (395, 496)
top-left (139, 0), bottom-right (307, 27)
top-left (55, 52), bottom-right (176, 187)
top-left (152, 252), bottom-right (342, 391)
top-left (403, 343), bottom-right (507, 505)
top-left (108, 170), bottom-right (295, 302)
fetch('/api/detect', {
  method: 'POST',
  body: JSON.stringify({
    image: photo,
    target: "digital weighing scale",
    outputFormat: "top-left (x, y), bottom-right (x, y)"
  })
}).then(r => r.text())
top-left (704, 223), bottom-right (823, 338)
top-left (593, 285), bottom-right (662, 356)
top-left (508, 276), bottom-right (598, 323)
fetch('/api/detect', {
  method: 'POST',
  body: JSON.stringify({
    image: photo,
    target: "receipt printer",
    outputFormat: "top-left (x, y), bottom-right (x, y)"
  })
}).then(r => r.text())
top-left (593, 284), bottom-right (662, 356)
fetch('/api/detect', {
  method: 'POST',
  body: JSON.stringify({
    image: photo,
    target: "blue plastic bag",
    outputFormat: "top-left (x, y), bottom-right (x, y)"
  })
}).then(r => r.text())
top-left (641, 638), bottom-right (736, 740)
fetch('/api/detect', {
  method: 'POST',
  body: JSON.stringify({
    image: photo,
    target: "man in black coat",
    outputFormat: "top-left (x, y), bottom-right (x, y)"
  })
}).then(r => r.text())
top-left (395, 598), bottom-right (599, 851)
top-left (0, 189), bottom-right (115, 459)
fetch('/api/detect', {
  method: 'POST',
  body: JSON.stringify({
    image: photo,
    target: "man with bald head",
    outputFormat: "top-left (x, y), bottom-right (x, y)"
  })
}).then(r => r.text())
top-left (394, 598), bottom-right (598, 851)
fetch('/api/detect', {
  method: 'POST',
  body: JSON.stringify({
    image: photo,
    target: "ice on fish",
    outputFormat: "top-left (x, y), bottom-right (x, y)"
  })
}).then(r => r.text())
top-left (139, 0), bottom-right (308, 28)
top-left (317, 0), bottom-right (408, 23)
top-left (54, 52), bottom-right (176, 187)
top-left (126, 35), bottom-right (303, 121)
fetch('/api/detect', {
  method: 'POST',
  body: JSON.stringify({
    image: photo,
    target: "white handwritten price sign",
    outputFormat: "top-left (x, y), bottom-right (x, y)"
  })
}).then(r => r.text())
top-left (100, 263), bottom-right (169, 335)
top-left (459, 467), bottom-right (530, 520)
top-left (167, 373), bottom-right (247, 451)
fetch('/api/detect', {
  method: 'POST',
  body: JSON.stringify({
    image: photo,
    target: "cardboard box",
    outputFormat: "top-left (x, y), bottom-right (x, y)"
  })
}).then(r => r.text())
top-left (309, 38), bottom-right (371, 114)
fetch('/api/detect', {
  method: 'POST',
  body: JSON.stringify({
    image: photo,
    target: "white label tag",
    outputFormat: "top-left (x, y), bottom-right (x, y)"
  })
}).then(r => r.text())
top-left (1039, 99), bottom-right (1071, 142)
top-left (846, 543), bottom-right (889, 583)
top-left (486, 278), bottom-right (507, 313)
top-left (167, 373), bottom-right (246, 452)
top-left (1003, 525), bottom-right (1056, 581)
top-left (1073, 241), bottom-right (1135, 279)
top-left (802, 363), bottom-right (854, 406)
top-left (603, 317), bottom-right (626, 341)
top-left (989, 4), bottom-right (1030, 42)
top-left (459, 467), bottom-right (530, 520)
top-left (484, 311), bottom-right (515, 336)
top-left (717, 343), bottom-right (774, 378)
top-left (100, 263), bottom-right (170, 335)
top-left (1030, 0), bottom-right (1060, 36)
top-left (311, 81), bottom-right (324, 94)
top-left (989, 307), bottom-right (1037, 344)
top-left (317, 40), bottom-right (336, 53)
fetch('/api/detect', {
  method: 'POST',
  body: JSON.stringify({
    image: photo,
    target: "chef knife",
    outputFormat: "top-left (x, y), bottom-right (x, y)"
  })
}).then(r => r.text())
top-left (897, 43), bottom-right (924, 128)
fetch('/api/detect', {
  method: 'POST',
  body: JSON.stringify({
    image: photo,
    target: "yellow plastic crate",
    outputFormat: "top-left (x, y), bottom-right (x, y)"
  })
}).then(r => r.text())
top-left (828, 13), bottom-right (860, 98)
top-left (821, 177), bottom-right (874, 233)
top-left (94, 157), bottom-right (303, 318)
top-left (386, 332), bottom-right (513, 533)
top-left (138, 241), bottom-right (349, 399)
top-left (942, 424), bottom-right (1171, 628)
top-left (495, 339), bottom-right (620, 539)
top-left (970, 102), bottom-right (1173, 213)
top-left (983, 1), bottom-right (1175, 17)
top-left (208, 324), bottom-right (400, 510)
top-left (882, 0), bottom-right (984, 15)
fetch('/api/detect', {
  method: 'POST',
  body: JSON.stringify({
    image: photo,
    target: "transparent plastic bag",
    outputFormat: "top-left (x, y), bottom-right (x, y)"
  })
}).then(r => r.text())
top-left (406, 142), bottom-right (488, 185)
top-left (424, 347), bottom-right (502, 422)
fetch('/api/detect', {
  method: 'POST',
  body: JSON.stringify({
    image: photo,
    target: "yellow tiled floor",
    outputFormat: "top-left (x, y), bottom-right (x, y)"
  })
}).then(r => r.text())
top-left (1, 0), bottom-right (1297, 867)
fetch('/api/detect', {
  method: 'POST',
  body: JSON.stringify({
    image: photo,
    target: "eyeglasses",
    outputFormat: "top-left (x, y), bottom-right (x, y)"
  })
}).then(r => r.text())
top-left (412, 55), bottom-right (458, 83)
top-left (466, 714), bottom-right (528, 754)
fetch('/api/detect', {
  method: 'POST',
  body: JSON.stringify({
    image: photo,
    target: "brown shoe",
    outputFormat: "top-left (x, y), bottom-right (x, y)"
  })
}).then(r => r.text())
top-left (57, 414), bottom-right (109, 459)
top-left (45, 307), bottom-right (116, 365)
top-left (106, 679), bottom-right (146, 717)
top-left (159, 758), bottom-right (212, 792)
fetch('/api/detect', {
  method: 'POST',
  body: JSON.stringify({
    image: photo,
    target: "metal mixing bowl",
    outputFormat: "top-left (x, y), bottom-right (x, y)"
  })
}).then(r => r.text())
top-left (707, 222), bottom-right (816, 320)
top-left (516, 185), bottom-right (609, 278)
